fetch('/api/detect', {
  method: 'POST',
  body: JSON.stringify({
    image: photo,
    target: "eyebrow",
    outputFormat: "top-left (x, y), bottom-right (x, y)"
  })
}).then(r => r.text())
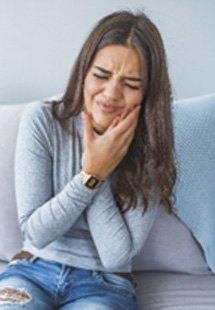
top-left (94, 65), bottom-right (143, 82)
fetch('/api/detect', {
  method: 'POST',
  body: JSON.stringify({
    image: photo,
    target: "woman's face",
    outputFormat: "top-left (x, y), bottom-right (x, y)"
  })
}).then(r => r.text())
top-left (83, 45), bottom-right (145, 133)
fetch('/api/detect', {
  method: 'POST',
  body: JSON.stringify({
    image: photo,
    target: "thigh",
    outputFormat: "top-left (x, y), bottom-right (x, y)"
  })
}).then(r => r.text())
top-left (61, 294), bottom-right (137, 310)
top-left (0, 275), bottom-right (53, 310)
top-left (61, 270), bottom-right (137, 310)
top-left (61, 298), bottom-right (116, 310)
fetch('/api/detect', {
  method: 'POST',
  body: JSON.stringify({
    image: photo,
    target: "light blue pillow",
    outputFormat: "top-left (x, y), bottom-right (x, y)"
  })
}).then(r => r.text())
top-left (133, 94), bottom-right (215, 273)
top-left (173, 93), bottom-right (215, 272)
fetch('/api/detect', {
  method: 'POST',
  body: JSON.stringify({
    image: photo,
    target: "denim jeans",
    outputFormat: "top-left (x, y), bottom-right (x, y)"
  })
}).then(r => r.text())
top-left (0, 257), bottom-right (137, 309)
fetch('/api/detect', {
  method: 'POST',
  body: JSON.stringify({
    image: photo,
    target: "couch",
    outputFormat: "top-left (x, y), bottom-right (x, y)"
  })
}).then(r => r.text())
top-left (0, 94), bottom-right (215, 309)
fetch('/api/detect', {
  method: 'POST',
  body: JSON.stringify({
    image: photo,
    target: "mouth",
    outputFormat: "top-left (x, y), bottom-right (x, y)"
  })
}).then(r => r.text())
top-left (96, 101), bottom-right (123, 114)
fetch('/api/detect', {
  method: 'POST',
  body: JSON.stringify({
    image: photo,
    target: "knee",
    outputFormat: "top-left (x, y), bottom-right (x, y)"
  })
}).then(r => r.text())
top-left (0, 288), bottom-right (31, 305)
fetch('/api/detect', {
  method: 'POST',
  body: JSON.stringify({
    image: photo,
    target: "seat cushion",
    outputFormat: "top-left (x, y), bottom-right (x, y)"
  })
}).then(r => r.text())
top-left (134, 271), bottom-right (215, 309)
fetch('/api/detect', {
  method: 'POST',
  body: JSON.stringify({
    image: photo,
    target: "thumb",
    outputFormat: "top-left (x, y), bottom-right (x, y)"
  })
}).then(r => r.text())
top-left (82, 111), bottom-right (94, 144)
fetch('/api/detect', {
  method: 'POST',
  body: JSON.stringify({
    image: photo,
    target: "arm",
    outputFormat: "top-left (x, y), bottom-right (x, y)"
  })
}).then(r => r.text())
top-left (82, 105), bottom-right (153, 269)
top-left (15, 102), bottom-right (99, 249)
top-left (87, 182), bottom-right (158, 269)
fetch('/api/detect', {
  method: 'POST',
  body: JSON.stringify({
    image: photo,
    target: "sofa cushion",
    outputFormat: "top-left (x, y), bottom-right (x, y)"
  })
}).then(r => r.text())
top-left (173, 94), bottom-right (215, 272)
top-left (134, 271), bottom-right (215, 310)
top-left (133, 205), bottom-right (211, 274)
top-left (0, 104), bottom-right (26, 261)
top-left (0, 95), bottom-right (62, 262)
top-left (133, 93), bottom-right (215, 273)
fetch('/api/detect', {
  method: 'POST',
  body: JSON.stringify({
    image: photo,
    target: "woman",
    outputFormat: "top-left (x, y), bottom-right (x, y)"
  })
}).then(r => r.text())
top-left (0, 10), bottom-right (176, 310)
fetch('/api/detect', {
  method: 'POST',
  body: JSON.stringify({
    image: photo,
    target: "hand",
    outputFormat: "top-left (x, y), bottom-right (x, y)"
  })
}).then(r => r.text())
top-left (81, 105), bottom-right (141, 180)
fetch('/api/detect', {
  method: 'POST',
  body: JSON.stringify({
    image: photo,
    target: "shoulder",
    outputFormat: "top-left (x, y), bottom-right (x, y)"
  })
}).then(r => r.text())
top-left (19, 100), bottom-right (83, 141)
top-left (17, 101), bottom-right (57, 154)
top-left (21, 101), bottom-right (54, 126)
top-left (18, 101), bottom-right (60, 139)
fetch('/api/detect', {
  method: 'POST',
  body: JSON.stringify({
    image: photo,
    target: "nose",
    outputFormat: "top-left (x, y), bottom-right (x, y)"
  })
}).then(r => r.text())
top-left (103, 79), bottom-right (122, 101)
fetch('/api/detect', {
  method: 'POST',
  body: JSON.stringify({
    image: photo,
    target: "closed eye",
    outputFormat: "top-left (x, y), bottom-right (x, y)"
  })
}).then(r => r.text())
top-left (93, 73), bottom-right (141, 90)
top-left (93, 73), bottom-right (109, 80)
top-left (124, 83), bottom-right (140, 90)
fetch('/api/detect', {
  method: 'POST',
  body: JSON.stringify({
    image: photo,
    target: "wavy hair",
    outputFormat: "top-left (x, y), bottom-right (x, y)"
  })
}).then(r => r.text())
top-left (49, 10), bottom-right (177, 213)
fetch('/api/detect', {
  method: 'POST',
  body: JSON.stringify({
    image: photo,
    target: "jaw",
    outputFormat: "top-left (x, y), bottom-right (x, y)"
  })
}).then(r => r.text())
top-left (91, 117), bottom-right (108, 134)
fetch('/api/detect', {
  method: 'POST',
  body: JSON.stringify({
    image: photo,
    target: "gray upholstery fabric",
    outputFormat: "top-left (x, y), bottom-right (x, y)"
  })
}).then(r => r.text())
top-left (0, 104), bottom-right (25, 260)
top-left (133, 205), bottom-right (211, 274)
top-left (134, 271), bottom-right (215, 309)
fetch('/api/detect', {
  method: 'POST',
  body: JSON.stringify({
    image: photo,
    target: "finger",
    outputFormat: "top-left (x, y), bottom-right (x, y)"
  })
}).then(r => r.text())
top-left (108, 106), bottom-right (140, 132)
top-left (119, 108), bottom-right (131, 120)
top-left (112, 132), bottom-right (135, 164)
top-left (118, 121), bottom-right (137, 145)
top-left (120, 105), bottom-right (140, 126)
top-left (82, 111), bottom-right (94, 143)
top-left (112, 105), bottom-right (141, 135)
top-left (107, 109), bottom-right (130, 132)
top-left (108, 115), bottom-right (121, 130)
top-left (113, 107), bottom-right (140, 146)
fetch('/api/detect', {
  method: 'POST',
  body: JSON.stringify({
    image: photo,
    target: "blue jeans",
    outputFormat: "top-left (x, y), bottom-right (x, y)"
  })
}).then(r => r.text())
top-left (0, 257), bottom-right (137, 309)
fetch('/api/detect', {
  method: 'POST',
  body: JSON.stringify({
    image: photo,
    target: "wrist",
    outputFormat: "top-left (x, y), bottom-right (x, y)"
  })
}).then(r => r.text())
top-left (79, 169), bottom-right (104, 189)
top-left (83, 164), bottom-right (106, 180)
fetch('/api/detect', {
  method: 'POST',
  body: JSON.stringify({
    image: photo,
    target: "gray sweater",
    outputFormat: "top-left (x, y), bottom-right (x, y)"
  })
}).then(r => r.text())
top-left (15, 101), bottom-right (158, 272)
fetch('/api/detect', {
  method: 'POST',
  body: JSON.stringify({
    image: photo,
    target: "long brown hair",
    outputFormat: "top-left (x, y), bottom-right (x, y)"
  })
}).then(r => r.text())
top-left (49, 10), bottom-right (177, 213)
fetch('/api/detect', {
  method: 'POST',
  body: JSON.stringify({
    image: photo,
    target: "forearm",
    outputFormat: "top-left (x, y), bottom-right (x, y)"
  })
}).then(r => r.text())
top-left (18, 174), bottom-right (99, 249)
top-left (15, 103), bottom-right (99, 249)
top-left (87, 182), bottom-right (158, 269)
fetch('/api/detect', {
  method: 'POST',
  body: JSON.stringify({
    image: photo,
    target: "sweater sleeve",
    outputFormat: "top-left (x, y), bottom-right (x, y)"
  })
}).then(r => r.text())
top-left (86, 182), bottom-right (158, 269)
top-left (15, 102), bottom-right (99, 249)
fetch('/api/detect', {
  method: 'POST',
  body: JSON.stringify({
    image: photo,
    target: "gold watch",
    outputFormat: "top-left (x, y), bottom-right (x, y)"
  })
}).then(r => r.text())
top-left (79, 170), bottom-right (103, 189)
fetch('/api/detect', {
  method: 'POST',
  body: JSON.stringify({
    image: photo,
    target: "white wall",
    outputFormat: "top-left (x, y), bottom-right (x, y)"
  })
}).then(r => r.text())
top-left (0, 0), bottom-right (214, 104)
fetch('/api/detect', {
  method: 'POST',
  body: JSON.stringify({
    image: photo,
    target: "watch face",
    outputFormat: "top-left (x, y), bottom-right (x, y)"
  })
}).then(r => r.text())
top-left (85, 176), bottom-right (100, 188)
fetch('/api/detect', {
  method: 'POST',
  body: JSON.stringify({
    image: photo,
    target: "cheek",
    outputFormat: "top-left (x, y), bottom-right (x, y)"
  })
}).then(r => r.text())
top-left (83, 78), bottom-right (102, 115)
top-left (83, 77), bottom-right (92, 100)
top-left (127, 92), bottom-right (143, 107)
top-left (84, 76), bottom-right (101, 100)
